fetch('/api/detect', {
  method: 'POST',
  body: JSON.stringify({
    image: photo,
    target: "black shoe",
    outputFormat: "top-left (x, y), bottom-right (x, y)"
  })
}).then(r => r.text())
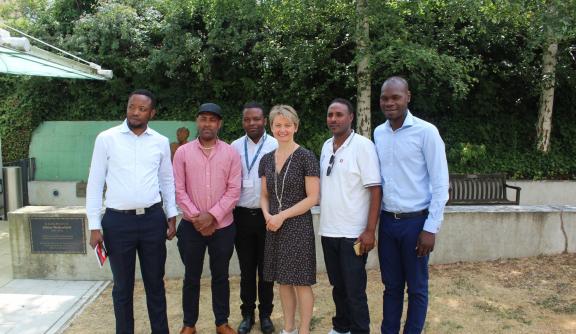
top-left (260, 317), bottom-right (275, 334)
top-left (237, 315), bottom-right (254, 334)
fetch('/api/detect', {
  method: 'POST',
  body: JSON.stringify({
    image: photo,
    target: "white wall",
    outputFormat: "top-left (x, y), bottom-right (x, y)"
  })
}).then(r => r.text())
top-left (9, 205), bottom-right (576, 280)
top-left (508, 181), bottom-right (576, 205)
top-left (28, 180), bottom-right (576, 207)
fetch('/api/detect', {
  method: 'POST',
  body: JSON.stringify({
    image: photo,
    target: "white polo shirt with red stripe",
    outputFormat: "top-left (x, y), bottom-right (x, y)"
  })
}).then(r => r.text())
top-left (319, 131), bottom-right (381, 238)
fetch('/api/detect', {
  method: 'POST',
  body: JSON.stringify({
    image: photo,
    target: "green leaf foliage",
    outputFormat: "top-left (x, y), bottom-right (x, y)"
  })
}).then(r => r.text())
top-left (1, 0), bottom-right (575, 179)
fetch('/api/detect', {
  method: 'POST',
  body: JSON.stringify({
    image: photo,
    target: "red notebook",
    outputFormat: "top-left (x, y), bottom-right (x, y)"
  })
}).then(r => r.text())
top-left (94, 242), bottom-right (108, 268)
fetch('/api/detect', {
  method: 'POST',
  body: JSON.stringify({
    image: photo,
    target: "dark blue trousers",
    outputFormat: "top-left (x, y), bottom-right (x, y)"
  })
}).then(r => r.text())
top-left (378, 212), bottom-right (429, 334)
top-left (101, 207), bottom-right (169, 334)
top-left (322, 237), bottom-right (370, 334)
top-left (177, 220), bottom-right (236, 327)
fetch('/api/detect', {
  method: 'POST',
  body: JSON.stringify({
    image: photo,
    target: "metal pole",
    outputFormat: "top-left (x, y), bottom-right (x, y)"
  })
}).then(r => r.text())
top-left (3, 166), bottom-right (23, 217)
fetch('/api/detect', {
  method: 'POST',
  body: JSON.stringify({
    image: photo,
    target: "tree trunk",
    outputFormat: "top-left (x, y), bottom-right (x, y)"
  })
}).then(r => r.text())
top-left (355, 0), bottom-right (371, 139)
top-left (536, 40), bottom-right (558, 153)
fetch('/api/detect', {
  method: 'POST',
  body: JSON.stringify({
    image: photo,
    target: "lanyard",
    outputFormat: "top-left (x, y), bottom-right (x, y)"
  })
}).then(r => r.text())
top-left (244, 134), bottom-right (267, 174)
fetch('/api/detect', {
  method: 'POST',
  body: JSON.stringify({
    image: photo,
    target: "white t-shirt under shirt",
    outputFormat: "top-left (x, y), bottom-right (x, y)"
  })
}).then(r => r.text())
top-left (319, 131), bottom-right (381, 238)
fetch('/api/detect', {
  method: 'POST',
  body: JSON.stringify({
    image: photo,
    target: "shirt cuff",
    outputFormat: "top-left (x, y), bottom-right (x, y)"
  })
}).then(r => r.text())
top-left (423, 219), bottom-right (441, 234)
top-left (87, 214), bottom-right (102, 231)
top-left (164, 205), bottom-right (178, 219)
top-left (208, 208), bottom-right (223, 225)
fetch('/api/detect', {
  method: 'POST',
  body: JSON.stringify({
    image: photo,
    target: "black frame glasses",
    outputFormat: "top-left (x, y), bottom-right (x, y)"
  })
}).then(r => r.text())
top-left (326, 154), bottom-right (335, 176)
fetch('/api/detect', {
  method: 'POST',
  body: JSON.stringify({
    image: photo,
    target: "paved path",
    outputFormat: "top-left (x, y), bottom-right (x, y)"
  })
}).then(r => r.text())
top-left (0, 221), bottom-right (108, 334)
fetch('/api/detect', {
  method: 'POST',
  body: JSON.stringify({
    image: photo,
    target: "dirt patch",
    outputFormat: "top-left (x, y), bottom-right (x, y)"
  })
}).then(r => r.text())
top-left (64, 254), bottom-right (576, 333)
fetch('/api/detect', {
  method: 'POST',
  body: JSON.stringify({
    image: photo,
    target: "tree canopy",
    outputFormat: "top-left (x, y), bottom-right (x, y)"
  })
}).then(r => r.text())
top-left (1, 0), bottom-right (575, 179)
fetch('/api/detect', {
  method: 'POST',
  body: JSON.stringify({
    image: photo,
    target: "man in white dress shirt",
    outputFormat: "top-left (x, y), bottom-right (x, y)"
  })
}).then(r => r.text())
top-left (86, 89), bottom-right (178, 334)
top-left (231, 102), bottom-right (278, 334)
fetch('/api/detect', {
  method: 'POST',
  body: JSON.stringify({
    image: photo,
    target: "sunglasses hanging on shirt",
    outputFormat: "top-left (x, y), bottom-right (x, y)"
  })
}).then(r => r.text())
top-left (326, 154), bottom-right (335, 176)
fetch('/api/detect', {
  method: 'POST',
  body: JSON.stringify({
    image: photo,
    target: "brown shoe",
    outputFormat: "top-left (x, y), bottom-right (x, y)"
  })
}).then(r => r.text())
top-left (180, 326), bottom-right (197, 334)
top-left (216, 323), bottom-right (237, 334)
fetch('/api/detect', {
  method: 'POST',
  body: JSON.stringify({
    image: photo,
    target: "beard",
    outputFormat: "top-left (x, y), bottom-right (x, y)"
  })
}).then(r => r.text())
top-left (199, 129), bottom-right (218, 140)
top-left (127, 120), bottom-right (146, 130)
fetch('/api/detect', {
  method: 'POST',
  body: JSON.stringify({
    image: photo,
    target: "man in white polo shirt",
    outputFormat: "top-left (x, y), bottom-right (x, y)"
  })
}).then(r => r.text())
top-left (231, 102), bottom-right (278, 334)
top-left (319, 98), bottom-right (382, 334)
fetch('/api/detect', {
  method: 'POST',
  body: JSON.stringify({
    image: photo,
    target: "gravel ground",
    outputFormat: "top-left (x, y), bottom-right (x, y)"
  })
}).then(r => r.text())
top-left (64, 253), bottom-right (576, 333)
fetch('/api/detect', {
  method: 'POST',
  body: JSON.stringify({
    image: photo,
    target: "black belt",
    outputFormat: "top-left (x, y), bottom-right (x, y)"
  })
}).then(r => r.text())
top-left (235, 206), bottom-right (262, 215)
top-left (107, 202), bottom-right (162, 215)
top-left (382, 209), bottom-right (428, 220)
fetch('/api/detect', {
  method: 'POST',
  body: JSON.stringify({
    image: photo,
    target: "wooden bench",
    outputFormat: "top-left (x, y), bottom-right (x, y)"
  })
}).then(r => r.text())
top-left (448, 173), bottom-right (521, 205)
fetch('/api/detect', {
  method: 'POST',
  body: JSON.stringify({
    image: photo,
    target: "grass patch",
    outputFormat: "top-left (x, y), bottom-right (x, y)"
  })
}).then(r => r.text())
top-left (447, 275), bottom-right (479, 296)
top-left (438, 320), bottom-right (464, 332)
top-left (536, 295), bottom-right (576, 314)
top-left (473, 302), bottom-right (531, 325)
top-left (310, 315), bottom-right (323, 330)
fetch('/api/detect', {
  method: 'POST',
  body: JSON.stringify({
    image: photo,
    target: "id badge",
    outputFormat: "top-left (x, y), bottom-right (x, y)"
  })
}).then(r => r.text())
top-left (242, 179), bottom-right (254, 188)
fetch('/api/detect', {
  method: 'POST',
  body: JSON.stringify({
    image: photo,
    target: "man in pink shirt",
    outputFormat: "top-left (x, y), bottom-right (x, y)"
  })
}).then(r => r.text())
top-left (173, 103), bottom-right (242, 334)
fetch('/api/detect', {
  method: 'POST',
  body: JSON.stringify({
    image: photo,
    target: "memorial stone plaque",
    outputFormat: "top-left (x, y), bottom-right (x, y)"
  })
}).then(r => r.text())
top-left (29, 217), bottom-right (86, 254)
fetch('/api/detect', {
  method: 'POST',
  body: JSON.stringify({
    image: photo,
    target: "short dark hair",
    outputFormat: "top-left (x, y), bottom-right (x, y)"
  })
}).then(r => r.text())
top-left (177, 127), bottom-right (190, 134)
top-left (243, 101), bottom-right (266, 118)
top-left (382, 76), bottom-right (409, 91)
top-left (243, 101), bottom-right (265, 113)
top-left (329, 98), bottom-right (354, 115)
top-left (129, 89), bottom-right (157, 109)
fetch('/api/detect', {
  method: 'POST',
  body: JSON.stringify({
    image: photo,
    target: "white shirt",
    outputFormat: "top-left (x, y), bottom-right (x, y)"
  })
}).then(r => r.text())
top-left (231, 133), bottom-right (278, 208)
top-left (319, 131), bottom-right (381, 238)
top-left (86, 120), bottom-right (178, 230)
top-left (374, 111), bottom-right (449, 233)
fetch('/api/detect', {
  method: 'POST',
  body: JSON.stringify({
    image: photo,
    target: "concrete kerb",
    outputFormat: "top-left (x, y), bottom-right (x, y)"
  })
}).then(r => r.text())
top-left (49, 280), bottom-right (110, 334)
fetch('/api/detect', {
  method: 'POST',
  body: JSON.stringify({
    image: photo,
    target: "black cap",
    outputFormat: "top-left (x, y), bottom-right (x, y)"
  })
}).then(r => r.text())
top-left (198, 102), bottom-right (222, 119)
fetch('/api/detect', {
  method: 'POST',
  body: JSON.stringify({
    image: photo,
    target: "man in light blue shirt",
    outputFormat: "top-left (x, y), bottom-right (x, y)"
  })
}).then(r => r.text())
top-left (373, 76), bottom-right (449, 334)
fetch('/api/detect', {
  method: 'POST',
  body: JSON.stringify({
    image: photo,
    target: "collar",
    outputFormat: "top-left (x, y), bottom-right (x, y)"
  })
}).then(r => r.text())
top-left (193, 138), bottom-right (220, 149)
top-left (329, 129), bottom-right (355, 148)
top-left (385, 110), bottom-right (414, 131)
top-left (245, 132), bottom-right (267, 145)
top-left (120, 119), bottom-right (152, 135)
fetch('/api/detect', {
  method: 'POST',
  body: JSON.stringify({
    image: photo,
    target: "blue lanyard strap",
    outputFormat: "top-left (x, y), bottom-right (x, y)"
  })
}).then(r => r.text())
top-left (244, 134), bottom-right (267, 174)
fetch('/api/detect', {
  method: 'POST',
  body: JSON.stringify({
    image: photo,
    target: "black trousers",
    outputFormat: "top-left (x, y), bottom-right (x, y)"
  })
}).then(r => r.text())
top-left (233, 207), bottom-right (274, 318)
top-left (102, 207), bottom-right (169, 334)
top-left (322, 236), bottom-right (370, 334)
top-left (177, 220), bottom-right (236, 326)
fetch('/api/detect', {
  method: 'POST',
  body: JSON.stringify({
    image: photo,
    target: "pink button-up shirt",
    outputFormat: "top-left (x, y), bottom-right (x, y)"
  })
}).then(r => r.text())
top-left (173, 139), bottom-right (242, 229)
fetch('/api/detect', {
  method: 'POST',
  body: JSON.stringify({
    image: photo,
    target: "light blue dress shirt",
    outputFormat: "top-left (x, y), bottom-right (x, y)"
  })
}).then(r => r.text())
top-left (374, 111), bottom-right (449, 233)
